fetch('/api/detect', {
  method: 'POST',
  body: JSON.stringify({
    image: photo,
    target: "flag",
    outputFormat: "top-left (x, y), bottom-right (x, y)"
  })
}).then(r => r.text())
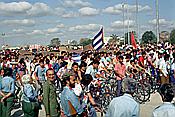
top-left (92, 27), bottom-right (104, 51)
top-left (71, 53), bottom-right (81, 65)
top-left (131, 32), bottom-right (137, 49)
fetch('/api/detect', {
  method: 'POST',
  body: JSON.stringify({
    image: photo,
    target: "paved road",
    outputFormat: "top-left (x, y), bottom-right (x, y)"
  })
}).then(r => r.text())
top-left (11, 92), bottom-right (163, 117)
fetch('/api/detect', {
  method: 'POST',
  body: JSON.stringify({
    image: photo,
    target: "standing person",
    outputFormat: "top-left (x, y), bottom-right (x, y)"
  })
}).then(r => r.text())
top-left (43, 68), bottom-right (60, 117)
top-left (106, 78), bottom-right (140, 117)
top-left (21, 74), bottom-right (40, 117)
top-left (114, 56), bottom-right (126, 96)
top-left (0, 68), bottom-right (4, 116)
top-left (60, 71), bottom-right (85, 117)
top-left (0, 68), bottom-right (15, 117)
top-left (152, 83), bottom-right (175, 117)
top-left (34, 59), bottom-right (46, 95)
top-left (159, 52), bottom-right (169, 84)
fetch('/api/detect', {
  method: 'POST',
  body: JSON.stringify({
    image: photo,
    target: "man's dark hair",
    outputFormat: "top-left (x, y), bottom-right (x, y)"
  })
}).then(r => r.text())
top-left (60, 61), bottom-right (68, 68)
top-left (39, 59), bottom-right (44, 64)
top-left (72, 62), bottom-right (78, 67)
top-left (81, 55), bottom-right (87, 61)
top-left (46, 68), bottom-right (54, 76)
top-left (81, 74), bottom-right (93, 87)
top-left (4, 67), bottom-right (12, 77)
top-left (79, 61), bottom-right (87, 68)
top-left (61, 51), bottom-right (66, 55)
top-left (57, 56), bottom-right (64, 60)
top-left (159, 83), bottom-right (174, 102)
top-left (93, 59), bottom-right (100, 65)
top-left (116, 51), bottom-right (121, 57)
top-left (118, 56), bottom-right (124, 60)
top-left (142, 51), bottom-right (146, 55)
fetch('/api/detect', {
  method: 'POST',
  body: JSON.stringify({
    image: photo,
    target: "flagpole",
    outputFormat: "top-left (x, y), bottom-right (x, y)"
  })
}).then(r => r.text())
top-left (122, 3), bottom-right (125, 45)
top-left (136, 0), bottom-right (139, 43)
top-left (156, 0), bottom-right (160, 43)
top-left (126, 3), bottom-right (130, 45)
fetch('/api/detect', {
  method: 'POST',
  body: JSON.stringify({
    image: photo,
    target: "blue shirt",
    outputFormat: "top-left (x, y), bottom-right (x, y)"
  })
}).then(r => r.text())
top-left (35, 66), bottom-right (46, 81)
top-left (60, 86), bottom-right (84, 116)
top-left (0, 76), bottom-right (15, 94)
top-left (106, 93), bottom-right (140, 117)
top-left (22, 84), bottom-right (37, 102)
top-left (152, 102), bottom-right (175, 117)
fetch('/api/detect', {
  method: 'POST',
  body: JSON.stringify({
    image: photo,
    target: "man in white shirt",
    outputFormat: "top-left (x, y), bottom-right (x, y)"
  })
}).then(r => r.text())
top-left (159, 52), bottom-right (169, 84)
top-left (106, 78), bottom-right (140, 117)
top-left (152, 83), bottom-right (175, 117)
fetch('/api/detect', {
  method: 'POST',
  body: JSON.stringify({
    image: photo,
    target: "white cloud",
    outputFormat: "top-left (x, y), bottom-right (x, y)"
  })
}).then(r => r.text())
top-left (0, 2), bottom-right (52, 17)
top-left (103, 4), bottom-right (151, 15)
top-left (103, 6), bottom-right (122, 15)
top-left (31, 30), bottom-right (44, 35)
top-left (111, 20), bottom-right (135, 28)
top-left (139, 5), bottom-right (152, 12)
top-left (69, 24), bottom-right (100, 31)
top-left (2, 19), bottom-right (35, 26)
top-left (56, 24), bottom-right (65, 28)
top-left (149, 19), bottom-right (172, 26)
top-left (46, 28), bottom-right (59, 33)
top-left (79, 7), bottom-right (99, 16)
top-left (27, 3), bottom-right (52, 16)
top-left (0, 2), bottom-right (32, 15)
top-left (54, 7), bottom-right (66, 16)
top-left (13, 29), bottom-right (25, 33)
top-left (62, 12), bottom-right (78, 18)
top-left (63, 0), bottom-right (91, 7)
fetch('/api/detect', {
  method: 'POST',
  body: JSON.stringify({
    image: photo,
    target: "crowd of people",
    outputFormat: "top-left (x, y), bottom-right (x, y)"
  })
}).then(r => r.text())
top-left (0, 42), bottom-right (175, 117)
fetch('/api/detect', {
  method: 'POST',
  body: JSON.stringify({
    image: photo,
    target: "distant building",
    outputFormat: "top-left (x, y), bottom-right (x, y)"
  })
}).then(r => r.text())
top-left (29, 44), bottom-right (41, 51)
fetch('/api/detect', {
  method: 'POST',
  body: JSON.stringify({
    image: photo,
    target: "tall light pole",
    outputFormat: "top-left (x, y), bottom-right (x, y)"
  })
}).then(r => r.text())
top-left (136, 0), bottom-right (139, 43)
top-left (156, 0), bottom-right (160, 43)
top-left (122, 3), bottom-right (125, 45)
top-left (126, 3), bottom-right (130, 45)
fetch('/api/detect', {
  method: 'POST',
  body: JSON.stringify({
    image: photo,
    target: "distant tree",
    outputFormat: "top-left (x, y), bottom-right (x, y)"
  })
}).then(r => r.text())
top-left (170, 29), bottom-right (175, 44)
top-left (50, 38), bottom-right (61, 46)
top-left (79, 38), bottom-right (92, 46)
top-left (109, 34), bottom-right (119, 44)
top-left (141, 31), bottom-right (156, 44)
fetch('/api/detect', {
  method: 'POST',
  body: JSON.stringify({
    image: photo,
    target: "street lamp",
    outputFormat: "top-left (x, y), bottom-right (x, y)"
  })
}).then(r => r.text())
top-left (136, 0), bottom-right (139, 43)
top-left (156, 0), bottom-right (160, 44)
top-left (122, 3), bottom-right (125, 45)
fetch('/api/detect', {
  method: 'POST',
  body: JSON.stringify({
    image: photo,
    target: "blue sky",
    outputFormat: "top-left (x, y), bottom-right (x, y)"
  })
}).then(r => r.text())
top-left (0, 0), bottom-right (174, 46)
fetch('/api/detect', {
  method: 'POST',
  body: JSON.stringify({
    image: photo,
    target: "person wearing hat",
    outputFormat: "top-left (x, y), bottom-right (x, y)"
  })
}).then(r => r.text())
top-left (21, 74), bottom-right (40, 117)
top-left (0, 68), bottom-right (15, 117)
top-left (106, 78), bottom-right (140, 117)
top-left (60, 71), bottom-right (84, 117)
top-left (152, 83), bottom-right (175, 117)
top-left (43, 68), bottom-right (60, 117)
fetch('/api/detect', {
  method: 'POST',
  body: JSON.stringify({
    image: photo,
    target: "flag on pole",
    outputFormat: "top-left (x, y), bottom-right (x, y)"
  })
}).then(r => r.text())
top-left (92, 27), bottom-right (104, 51)
top-left (131, 32), bottom-right (137, 49)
